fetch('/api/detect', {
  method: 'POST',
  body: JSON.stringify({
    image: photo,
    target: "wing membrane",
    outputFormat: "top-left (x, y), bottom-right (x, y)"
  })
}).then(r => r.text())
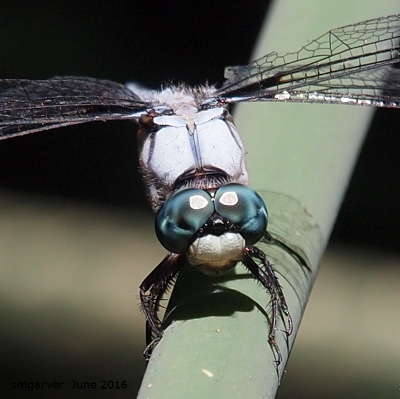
top-left (0, 77), bottom-right (148, 138)
top-left (216, 15), bottom-right (400, 107)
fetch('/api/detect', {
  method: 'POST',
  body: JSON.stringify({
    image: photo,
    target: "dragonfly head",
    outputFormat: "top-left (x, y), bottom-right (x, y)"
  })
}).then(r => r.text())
top-left (155, 183), bottom-right (268, 275)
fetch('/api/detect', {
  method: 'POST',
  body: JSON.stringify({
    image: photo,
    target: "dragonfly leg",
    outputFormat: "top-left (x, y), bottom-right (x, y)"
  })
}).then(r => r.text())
top-left (139, 253), bottom-right (185, 359)
top-left (243, 246), bottom-right (294, 366)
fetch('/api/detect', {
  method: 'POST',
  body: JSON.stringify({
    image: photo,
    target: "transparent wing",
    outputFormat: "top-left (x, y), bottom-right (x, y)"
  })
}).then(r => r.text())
top-left (215, 15), bottom-right (400, 107)
top-left (0, 76), bottom-right (149, 139)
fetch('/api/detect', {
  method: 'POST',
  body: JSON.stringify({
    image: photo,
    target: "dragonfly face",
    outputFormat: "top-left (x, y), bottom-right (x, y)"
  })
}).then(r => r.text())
top-left (155, 183), bottom-right (268, 274)
top-left (0, 14), bottom-right (399, 364)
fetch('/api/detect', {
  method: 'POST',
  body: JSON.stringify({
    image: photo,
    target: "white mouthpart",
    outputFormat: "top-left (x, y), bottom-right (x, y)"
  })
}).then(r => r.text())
top-left (187, 232), bottom-right (245, 275)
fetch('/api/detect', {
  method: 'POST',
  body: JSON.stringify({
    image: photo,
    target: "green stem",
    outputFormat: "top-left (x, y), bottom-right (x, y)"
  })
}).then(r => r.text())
top-left (137, 1), bottom-right (399, 398)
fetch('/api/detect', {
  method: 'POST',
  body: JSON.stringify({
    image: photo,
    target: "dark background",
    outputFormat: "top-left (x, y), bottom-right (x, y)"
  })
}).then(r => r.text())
top-left (0, 2), bottom-right (399, 398)
top-left (0, 1), bottom-right (398, 252)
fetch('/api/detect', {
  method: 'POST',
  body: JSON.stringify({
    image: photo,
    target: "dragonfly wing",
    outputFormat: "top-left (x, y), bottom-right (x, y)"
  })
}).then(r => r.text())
top-left (215, 15), bottom-right (400, 107)
top-left (0, 76), bottom-right (149, 138)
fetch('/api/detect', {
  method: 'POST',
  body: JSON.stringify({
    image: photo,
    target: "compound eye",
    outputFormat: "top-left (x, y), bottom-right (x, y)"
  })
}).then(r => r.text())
top-left (155, 188), bottom-right (214, 253)
top-left (214, 184), bottom-right (268, 246)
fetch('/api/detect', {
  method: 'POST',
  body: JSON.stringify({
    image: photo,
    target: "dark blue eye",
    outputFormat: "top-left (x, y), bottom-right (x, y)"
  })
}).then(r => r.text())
top-left (214, 184), bottom-right (268, 246)
top-left (155, 188), bottom-right (214, 253)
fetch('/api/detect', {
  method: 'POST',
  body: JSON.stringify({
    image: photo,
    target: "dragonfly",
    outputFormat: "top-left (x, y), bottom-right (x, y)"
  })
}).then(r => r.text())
top-left (0, 14), bottom-right (400, 365)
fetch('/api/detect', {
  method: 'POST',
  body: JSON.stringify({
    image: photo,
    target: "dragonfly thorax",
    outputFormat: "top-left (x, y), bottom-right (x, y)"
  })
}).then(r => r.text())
top-left (138, 106), bottom-right (249, 212)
